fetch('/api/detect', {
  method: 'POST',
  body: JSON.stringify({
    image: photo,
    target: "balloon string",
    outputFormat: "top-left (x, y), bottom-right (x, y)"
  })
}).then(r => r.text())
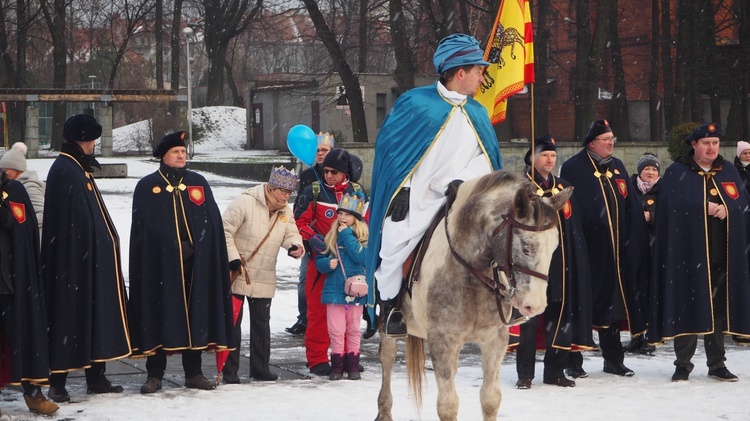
top-left (311, 164), bottom-right (334, 202)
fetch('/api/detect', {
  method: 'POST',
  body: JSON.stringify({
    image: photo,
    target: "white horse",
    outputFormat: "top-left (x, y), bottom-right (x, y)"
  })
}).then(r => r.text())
top-left (376, 171), bottom-right (572, 421)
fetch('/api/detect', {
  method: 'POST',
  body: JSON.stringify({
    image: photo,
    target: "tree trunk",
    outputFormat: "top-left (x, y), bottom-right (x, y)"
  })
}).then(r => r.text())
top-left (698, 0), bottom-right (720, 124)
top-left (390, 0), bottom-right (415, 94)
top-left (41, 0), bottom-right (67, 151)
top-left (648, 0), bottom-right (660, 141)
top-left (302, 0), bottom-right (368, 143)
top-left (533, 0), bottom-right (551, 137)
top-left (573, 0), bottom-right (594, 140)
top-left (170, 0), bottom-right (183, 92)
top-left (608, 1), bottom-right (630, 141)
top-left (155, 0), bottom-right (163, 90)
top-left (740, 0), bottom-right (750, 139)
top-left (358, 0), bottom-right (368, 73)
top-left (660, 0), bottom-right (674, 133)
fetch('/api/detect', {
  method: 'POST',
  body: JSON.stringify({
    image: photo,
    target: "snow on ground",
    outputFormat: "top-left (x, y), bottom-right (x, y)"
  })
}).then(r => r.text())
top-left (2, 108), bottom-right (749, 420)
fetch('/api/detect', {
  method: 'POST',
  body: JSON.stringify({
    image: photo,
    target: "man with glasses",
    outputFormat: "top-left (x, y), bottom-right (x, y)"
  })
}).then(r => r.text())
top-left (286, 133), bottom-right (335, 336)
top-left (559, 119), bottom-right (649, 379)
top-left (295, 148), bottom-right (368, 376)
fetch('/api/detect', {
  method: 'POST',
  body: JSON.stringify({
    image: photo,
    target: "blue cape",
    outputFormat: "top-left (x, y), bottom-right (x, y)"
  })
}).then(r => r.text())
top-left (365, 83), bottom-right (502, 300)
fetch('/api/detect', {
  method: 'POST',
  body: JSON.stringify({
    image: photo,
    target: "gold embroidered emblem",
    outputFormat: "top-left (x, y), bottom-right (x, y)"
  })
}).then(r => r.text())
top-left (594, 170), bottom-right (601, 178)
top-left (280, 215), bottom-right (288, 223)
top-left (9, 201), bottom-right (25, 223)
top-left (166, 185), bottom-right (174, 192)
top-left (562, 200), bottom-right (572, 219)
top-left (152, 186), bottom-right (162, 194)
top-left (605, 170), bottom-right (613, 178)
top-left (188, 186), bottom-right (205, 206)
top-left (178, 184), bottom-right (187, 191)
top-left (722, 182), bottom-right (739, 200)
top-left (647, 199), bottom-right (655, 206)
top-left (710, 188), bottom-right (718, 196)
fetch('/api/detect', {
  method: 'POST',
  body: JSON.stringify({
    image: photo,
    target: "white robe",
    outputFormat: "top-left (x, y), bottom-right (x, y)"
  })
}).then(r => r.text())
top-left (375, 82), bottom-right (493, 300)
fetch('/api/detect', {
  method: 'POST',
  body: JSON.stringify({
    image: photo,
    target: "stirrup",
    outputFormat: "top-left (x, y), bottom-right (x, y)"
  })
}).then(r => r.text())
top-left (384, 307), bottom-right (407, 338)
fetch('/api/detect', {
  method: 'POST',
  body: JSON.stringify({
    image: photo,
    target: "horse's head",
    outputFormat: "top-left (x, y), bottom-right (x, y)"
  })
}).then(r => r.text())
top-left (450, 172), bottom-right (573, 319)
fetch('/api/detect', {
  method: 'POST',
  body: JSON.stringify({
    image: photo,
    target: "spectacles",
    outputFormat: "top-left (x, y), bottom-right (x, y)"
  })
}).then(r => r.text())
top-left (275, 189), bottom-right (293, 196)
top-left (595, 136), bottom-right (617, 143)
top-left (324, 169), bottom-right (340, 175)
top-left (317, 148), bottom-right (330, 153)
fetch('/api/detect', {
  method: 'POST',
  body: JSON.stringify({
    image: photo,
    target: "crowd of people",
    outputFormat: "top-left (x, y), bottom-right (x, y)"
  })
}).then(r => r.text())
top-left (1, 31), bottom-right (750, 417)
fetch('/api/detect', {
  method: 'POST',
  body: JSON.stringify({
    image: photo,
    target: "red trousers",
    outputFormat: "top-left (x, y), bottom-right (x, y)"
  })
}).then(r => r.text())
top-left (305, 263), bottom-right (329, 367)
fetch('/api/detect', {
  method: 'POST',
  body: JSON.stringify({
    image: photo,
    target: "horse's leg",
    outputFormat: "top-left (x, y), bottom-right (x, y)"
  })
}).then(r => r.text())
top-left (477, 332), bottom-right (507, 421)
top-left (429, 335), bottom-right (462, 421)
top-left (376, 333), bottom-right (398, 421)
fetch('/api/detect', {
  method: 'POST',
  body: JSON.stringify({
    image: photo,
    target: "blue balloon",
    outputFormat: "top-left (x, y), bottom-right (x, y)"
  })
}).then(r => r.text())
top-left (286, 125), bottom-right (317, 165)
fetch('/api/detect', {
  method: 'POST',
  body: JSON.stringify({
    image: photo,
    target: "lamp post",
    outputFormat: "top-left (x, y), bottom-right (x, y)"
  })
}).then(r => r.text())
top-left (183, 26), bottom-right (194, 159)
top-left (88, 75), bottom-right (97, 114)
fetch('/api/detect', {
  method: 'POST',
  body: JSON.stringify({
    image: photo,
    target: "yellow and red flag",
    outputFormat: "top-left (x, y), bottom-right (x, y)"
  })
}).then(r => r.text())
top-left (474, 0), bottom-right (534, 124)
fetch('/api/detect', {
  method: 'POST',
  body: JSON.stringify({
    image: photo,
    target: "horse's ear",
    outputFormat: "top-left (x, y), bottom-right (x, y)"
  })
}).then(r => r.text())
top-left (514, 186), bottom-right (534, 219)
top-left (543, 186), bottom-right (574, 211)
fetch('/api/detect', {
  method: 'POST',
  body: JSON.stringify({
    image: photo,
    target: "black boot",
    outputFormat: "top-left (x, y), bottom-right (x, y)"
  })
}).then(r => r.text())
top-left (329, 354), bottom-right (344, 381)
top-left (382, 299), bottom-right (406, 336)
top-left (346, 353), bottom-right (361, 380)
top-left (623, 335), bottom-right (645, 353)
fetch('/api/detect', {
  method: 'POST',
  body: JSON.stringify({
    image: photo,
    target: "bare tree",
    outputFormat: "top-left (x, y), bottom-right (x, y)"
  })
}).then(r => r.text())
top-left (389, 0), bottom-right (414, 93)
top-left (202, 0), bottom-right (262, 105)
top-left (170, 0), bottom-right (184, 92)
top-left (608, 2), bottom-right (630, 141)
top-left (533, 0), bottom-right (551, 137)
top-left (660, 0), bottom-right (674, 133)
top-left (40, 0), bottom-right (70, 150)
top-left (648, 0), bottom-right (660, 141)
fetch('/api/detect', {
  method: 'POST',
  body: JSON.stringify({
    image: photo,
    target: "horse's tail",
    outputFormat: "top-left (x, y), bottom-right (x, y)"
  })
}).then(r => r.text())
top-left (405, 335), bottom-right (426, 410)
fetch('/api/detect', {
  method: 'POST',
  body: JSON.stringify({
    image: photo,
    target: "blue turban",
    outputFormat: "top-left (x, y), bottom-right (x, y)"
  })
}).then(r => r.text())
top-left (433, 33), bottom-right (490, 74)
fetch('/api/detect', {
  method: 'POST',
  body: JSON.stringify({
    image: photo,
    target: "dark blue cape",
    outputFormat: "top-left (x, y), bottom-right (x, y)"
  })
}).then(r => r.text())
top-left (128, 170), bottom-right (236, 354)
top-left (648, 156), bottom-right (750, 341)
top-left (42, 151), bottom-right (131, 371)
top-left (1, 180), bottom-right (50, 383)
top-left (365, 83), bottom-right (502, 301)
top-left (560, 149), bottom-right (648, 333)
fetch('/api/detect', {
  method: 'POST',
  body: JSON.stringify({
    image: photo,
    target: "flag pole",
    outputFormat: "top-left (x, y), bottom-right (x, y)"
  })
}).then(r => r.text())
top-left (530, 83), bottom-right (535, 177)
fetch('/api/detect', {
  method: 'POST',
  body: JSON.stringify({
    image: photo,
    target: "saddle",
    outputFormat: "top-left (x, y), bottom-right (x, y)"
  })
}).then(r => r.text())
top-left (400, 180), bottom-right (462, 300)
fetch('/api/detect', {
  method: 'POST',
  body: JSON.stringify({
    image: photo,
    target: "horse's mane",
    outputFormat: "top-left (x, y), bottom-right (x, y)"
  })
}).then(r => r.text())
top-left (467, 171), bottom-right (557, 230)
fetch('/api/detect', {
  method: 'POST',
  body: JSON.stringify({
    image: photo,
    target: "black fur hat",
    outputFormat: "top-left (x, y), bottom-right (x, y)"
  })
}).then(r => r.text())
top-left (582, 119), bottom-right (612, 146)
top-left (63, 114), bottom-right (102, 142)
top-left (153, 131), bottom-right (187, 158)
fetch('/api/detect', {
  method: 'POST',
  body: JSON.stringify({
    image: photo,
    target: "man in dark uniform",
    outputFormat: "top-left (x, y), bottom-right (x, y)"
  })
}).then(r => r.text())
top-left (295, 148), bottom-right (368, 376)
top-left (649, 123), bottom-right (750, 382)
top-left (560, 119), bottom-right (648, 378)
top-left (0, 172), bottom-right (58, 415)
top-left (514, 136), bottom-right (595, 390)
top-left (129, 131), bottom-right (236, 393)
top-left (286, 133), bottom-right (334, 336)
top-left (42, 114), bottom-right (131, 403)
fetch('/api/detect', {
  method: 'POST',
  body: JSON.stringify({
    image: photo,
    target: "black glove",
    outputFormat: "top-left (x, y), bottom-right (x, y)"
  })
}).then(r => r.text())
top-left (386, 187), bottom-right (410, 222)
top-left (287, 244), bottom-right (299, 257)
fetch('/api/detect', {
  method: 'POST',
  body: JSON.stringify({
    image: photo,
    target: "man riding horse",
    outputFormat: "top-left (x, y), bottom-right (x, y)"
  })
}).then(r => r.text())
top-left (367, 33), bottom-right (503, 336)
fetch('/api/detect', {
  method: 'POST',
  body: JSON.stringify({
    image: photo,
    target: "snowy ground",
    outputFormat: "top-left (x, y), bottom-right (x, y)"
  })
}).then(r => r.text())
top-left (1, 110), bottom-right (749, 420)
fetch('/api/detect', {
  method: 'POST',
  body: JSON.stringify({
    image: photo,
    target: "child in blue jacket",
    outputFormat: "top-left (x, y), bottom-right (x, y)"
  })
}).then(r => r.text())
top-left (315, 192), bottom-right (369, 380)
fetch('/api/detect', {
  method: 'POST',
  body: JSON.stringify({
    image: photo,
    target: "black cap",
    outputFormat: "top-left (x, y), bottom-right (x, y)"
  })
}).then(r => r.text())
top-left (582, 119), bottom-right (612, 146)
top-left (321, 148), bottom-right (350, 175)
top-left (153, 131), bottom-right (187, 158)
top-left (63, 114), bottom-right (102, 142)
top-left (684, 123), bottom-right (722, 144)
top-left (524, 135), bottom-right (557, 165)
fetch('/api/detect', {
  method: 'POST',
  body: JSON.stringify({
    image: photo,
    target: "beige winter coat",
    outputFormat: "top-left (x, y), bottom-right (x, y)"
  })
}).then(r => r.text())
top-left (223, 184), bottom-right (302, 298)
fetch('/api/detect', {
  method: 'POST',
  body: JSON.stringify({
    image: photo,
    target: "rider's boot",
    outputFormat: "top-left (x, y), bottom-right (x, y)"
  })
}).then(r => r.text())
top-left (382, 298), bottom-right (407, 337)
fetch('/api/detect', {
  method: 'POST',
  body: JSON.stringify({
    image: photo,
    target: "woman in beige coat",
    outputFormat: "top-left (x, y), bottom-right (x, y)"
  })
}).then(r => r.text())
top-left (222, 166), bottom-right (304, 382)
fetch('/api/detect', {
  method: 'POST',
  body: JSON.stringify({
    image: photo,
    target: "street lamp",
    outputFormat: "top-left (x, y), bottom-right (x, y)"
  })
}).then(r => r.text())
top-left (88, 75), bottom-right (97, 113)
top-left (183, 26), bottom-right (194, 159)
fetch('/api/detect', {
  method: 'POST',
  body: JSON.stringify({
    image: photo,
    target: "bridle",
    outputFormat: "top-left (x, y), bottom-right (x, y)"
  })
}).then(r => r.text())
top-left (444, 195), bottom-right (556, 325)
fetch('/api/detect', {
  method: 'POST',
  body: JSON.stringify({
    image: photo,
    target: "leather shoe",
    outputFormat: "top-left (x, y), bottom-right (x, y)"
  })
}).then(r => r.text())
top-left (564, 366), bottom-right (588, 379)
top-left (309, 362), bottom-right (331, 376)
top-left (543, 376), bottom-right (576, 387)
top-left (285, 321), bottom-right (307, 335)
top-left (140, 377), bottom-right (162, 394)
top-left (47, 386), bottom-right (70, 403)
top-left (87, 377), bottom-right (124, 394)
top-left (515, 379), bottom-right (532, 389)
top-left (185, 374), bottom-right (217, 390)
top-left (252, 371), bottom-right (278, 381)
top-left (708, 367), bottom-right (738, 382)
top-left (223, 372), bottom-right (240, 384)
top-left (24, 390), bottom-right (59, 415)
top-left (672, 366), bottom-right (690, 382)
top-left (603, 361), bottom-right (635, 377)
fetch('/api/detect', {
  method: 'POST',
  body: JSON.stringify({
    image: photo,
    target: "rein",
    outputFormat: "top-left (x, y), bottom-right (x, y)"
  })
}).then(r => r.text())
top-left (444, 193), bottom-right (555, 326)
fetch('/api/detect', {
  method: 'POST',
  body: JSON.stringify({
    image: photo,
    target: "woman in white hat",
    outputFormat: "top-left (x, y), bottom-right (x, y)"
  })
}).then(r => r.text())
top-left (0, 142), bottom-right (44, 231)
